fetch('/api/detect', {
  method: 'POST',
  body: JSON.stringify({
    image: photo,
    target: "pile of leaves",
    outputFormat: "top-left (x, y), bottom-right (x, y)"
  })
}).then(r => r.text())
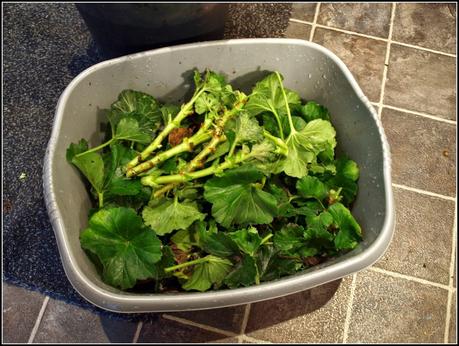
top-left (66, 70), bottom-right (362, 292)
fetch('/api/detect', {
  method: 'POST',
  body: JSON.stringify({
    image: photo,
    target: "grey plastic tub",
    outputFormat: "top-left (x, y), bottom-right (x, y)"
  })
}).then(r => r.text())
top-left (43, 38), bottom-right (395, 313)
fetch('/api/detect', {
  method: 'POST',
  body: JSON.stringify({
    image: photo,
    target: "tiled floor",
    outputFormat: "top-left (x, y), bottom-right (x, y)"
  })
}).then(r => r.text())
top-left (3, 2), bottom-right (457, 344)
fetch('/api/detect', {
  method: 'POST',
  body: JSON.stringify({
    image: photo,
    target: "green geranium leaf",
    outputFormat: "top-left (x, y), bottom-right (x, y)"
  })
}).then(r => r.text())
top-left (104, 143), bottom-right (145, 198)
top-left (160, 104), bottom-right (180, 125)
top-left (71, 151), bottom-right (105, 194)
top-left (326, 157), bottom-right (360, 205)
top-left (195, 222), bottom-right (239, 258)
top-left (224, 255), bottom-right (258, 288)
top-left (303, 211), bottom-right (335, 252)
top-left (108, 89), bottom-right (163, 144)
top-left (283, 134), bottom-right (314, 178)
top-left (226, 111), bottom-right (264, 146)
top-left (228, 226), bottom-right (263, 257)
top-left (152, 245), bottom-right (176, 280)
top-left (80, 207), bottom-right (162, 290)
top-left (296, 101), bottom-right (331, 122)
top-left (283, 119), bottom-right (337, 178)
top-left (261, 255), bottom-right (302, 282)
top-left (328, 203), bottom-right (362, 250)
top-left (67, 139), bottom-right (105, 194)
top-left (171, 229), bottom-right (193, 253)
top-left (109, 89), bottom-right (162, 138)
top-left (194, 70), bottom-right (235, 114)
top-left (66, 138), bottom-right (88, 162)
top-left (195, 93), bottom-right (220, 114)
top-left (245, 73), bottom-right (301, 117)
top-left (203, 165), bottom-right (278, 227)
top-left (245, 72), bottom-right (301, 140)
top-left (107, 177), bottom-right (143, 196)
top-left (182, 255), bottom-right (233, 292)
top-left (111, 89), bottom-right (161, 119)
top-left (296, 175), bottom-right (328, 201)
top-left (114, 117), bottom-right (151, 143)
top-left (142, 198), bottom-right (205, 235)
top-left (294, 119), bottom-right (336, 155)
top-left (280, 114), bottom-right (307, 137)
top-left (273, 223), bottom-right (305, 253)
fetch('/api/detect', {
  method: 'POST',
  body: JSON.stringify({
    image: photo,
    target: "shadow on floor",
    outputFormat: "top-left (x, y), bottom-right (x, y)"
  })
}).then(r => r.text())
top-left (67, 39), bottom-right (104, 77)
top-left (99, 279), bottom-right (342, 343)
top-left (245, 279), bottom-right (343, 334)
top-left (99, 314), bottom-right (155, 343)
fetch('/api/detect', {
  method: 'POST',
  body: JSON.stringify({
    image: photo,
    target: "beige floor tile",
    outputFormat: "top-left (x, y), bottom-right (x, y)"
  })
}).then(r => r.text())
top-left (384, 45), bottom-right (456, 120)
top-left (381, 108), bottom-right (456, 197)
top-left (313, 28), bottom-right (386, 102)
top-left (347, 269), bottom-right (448, 343)
top-left (318, 3), bottom-right (392, 38)
top-left (392, 3), bottom-right (456, 54)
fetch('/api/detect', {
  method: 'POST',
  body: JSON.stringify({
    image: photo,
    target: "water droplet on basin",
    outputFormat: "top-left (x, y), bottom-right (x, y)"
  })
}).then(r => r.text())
top-left (322, 74), bottom-right (327, 79)
top-left (308, 73), bottom-right (312, 79)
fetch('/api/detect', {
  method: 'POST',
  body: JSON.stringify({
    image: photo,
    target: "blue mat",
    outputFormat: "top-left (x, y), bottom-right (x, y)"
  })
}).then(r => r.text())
top-left (3, 3), bottom-right (292, 321)
top-left (2, 3), bottom-right (152, 322)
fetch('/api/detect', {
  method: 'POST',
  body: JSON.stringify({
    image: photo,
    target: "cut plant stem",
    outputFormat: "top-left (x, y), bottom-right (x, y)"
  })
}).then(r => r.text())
top-left (153, 181), bottom-right (178, 198)
top-left (263, 130), bottom-right (288, 155)
top-left (126, 126), bottom-right (212, 177)
top-left (191, 133), bottom-right (227, 170)
top-left (143, 152), bottom-right (248, 186)
top-left (127, 95), bottom-right (247, 178)
top-left (145, 133), bottom-right (289, 188)
top-left (97, 192), bottom-right (104, 208)
top-left (175, 98), bottom-right (245, 173)
top-left (125, 87), bottom-right (207, 170)
top-left (275, 71), bottom-right (296, 135)
top-left (260, 233), bottom-right (273, 246)
top-left (75, 138), bottom-right (114, 157)
top-left (144, 161), bottom-right (228, 186)
top-left (150, 95), bottom-right (247, 197)
top-left (148, 139), bottom-right (288, 192)
top-left (271, 108), bottom-right (285, 140)
top-left (164, 256), bottom-right (210, 273)
top-left (152, 134), bottom-right (227, 198)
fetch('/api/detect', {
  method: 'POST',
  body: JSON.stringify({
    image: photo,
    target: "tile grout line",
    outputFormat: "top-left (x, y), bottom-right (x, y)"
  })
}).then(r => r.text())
top-left (393, 40), bottom-right (456, 57)
top-left (289, 18), bottom-right (314, 25)
top-left (291, 18), bottom-right (386, 42)
top-left (237, 304), bottom-right (252, 343)
top-left (377, 2), bottom-right (396, 119)
top-left (132, 321), bottom-right (143, 343)
top-left (392, 183), bottom-right (456, 202)
top-left (240, 334), bottom-right (273, 344)
top-left (370, 102), bottom-right (456, 125)
top-left (308, 2), bottom-right (321, 41)
top-left (162, 314), bottom-right (238, 338)
top-left (444, 202), bottom-right (457, 343)
top-left (289, 18), bottom-right (456, 58)
top-left (27, 296), bottom-right (49, 344)
top-left (318, 22), bottom-right (387, 43)
top-left (369, 267), bottom-right (451, 291)
top-left (382, 104), bottom-right (457, 125)
top-left (342, 274), bottom-right (357, 343)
